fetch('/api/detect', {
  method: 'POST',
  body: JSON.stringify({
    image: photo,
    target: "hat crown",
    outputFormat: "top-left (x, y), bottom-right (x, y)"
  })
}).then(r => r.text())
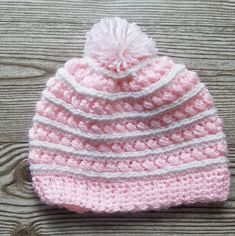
top-left (84, 17), bottom-right (157, 73)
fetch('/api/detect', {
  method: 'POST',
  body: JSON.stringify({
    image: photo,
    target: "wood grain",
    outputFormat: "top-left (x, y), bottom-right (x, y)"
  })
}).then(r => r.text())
top-left (0, 0), bottom-right (234, 235)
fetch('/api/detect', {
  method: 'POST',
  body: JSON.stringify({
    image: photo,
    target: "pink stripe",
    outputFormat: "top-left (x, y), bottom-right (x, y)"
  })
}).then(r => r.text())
top-left (29, 139), bottom-right (227, 174)
top-left (29, 115), bottom-right (224, 155)
top-left (46, 66), bottom-right (198, 116)
top-left (64, 56), bottom-right (173, 93)
top-left (32, 164), bottom-right (230, 213)
top-left (35, 88), bottom-right (214, 136)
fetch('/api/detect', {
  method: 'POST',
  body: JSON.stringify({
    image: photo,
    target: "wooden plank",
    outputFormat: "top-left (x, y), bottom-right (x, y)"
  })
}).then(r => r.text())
top-left (0, 0), bottom-right (234, 143)
top-left (0, 0), bottom-right (234, 235)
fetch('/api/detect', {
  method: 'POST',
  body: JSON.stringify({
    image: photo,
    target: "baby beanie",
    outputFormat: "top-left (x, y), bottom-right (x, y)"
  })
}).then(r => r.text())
top-left (28, 17), bottom-right (230, 213)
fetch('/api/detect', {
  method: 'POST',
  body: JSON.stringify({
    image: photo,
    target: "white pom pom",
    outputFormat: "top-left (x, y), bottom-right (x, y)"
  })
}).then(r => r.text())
top-left (84, 17), bottom-right (157, 72)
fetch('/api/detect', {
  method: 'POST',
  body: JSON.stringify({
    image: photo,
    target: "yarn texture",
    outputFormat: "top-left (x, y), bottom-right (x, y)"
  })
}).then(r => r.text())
top-left (28, 17), bottom-right (230, 213)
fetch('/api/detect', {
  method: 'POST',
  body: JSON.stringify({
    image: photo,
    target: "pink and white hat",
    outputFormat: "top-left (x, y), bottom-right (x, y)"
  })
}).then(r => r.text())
top-left (28, 17), bottom-right (230, 213)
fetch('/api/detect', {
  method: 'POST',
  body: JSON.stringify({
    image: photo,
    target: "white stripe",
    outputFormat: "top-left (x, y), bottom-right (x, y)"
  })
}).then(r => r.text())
top-left (30, 133), bottom-right (225, 159)
top-left (42, 83), bottom-right (204, 121)
top-left (33, 108), bottom-right (217, 141)
top-left (30, 157), bottom-right (228, 179)
top-left (57, 63), bottom-right (185, 100)
top-left (82, 56), bottom-right (160, 80)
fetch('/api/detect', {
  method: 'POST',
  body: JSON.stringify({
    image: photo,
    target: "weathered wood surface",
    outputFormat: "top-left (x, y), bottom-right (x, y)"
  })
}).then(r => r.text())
top-left (0, 0), bottom-right (234, 235)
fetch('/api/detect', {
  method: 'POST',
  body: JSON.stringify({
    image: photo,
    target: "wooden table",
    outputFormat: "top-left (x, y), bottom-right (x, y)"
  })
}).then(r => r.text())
top-left (0, 0), bottom-right (234, 235)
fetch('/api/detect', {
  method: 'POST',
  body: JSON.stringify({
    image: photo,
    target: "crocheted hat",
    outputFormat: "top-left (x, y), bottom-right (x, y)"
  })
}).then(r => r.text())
top-left (28, 17), bottom-right (230, 213)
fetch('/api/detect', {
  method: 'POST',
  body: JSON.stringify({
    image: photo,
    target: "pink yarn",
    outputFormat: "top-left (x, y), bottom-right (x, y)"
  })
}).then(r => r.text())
top-left (28, 17), bottom-right (230, 213)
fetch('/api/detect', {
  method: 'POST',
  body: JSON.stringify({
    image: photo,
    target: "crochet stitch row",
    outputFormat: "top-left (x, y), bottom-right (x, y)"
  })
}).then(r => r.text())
top-left (34, 88), bottom-right (214, 136)
top-left (32, 165), bottom-right (229, 212)
top-left (29, 139), bottom-right (227, 174)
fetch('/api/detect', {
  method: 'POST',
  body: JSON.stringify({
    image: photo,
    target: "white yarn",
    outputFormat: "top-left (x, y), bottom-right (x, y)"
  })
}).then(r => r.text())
top-left (57, 63), bottom-right (185, 100)
top-left (42, 83), bottom-right (204, 121)
top-left (30, 157), bottom-right (228, 179)
top-left (82, 56), bottom-right (160, 80)
top-left (30, 133), bottom-right (225, 159)
top-left (33, 108), bottom-right (217, 141)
